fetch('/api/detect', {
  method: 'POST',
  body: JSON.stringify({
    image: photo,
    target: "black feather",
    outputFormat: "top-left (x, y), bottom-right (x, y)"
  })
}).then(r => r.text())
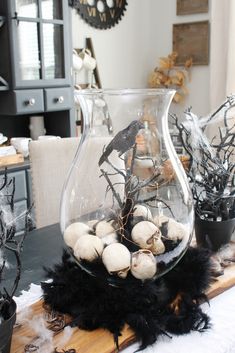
top-left (42, 247), bottom-right (213, 351)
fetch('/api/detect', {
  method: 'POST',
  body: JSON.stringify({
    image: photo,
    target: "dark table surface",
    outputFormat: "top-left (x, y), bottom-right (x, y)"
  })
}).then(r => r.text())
top-left (2, 223), bottom-right (65, 296)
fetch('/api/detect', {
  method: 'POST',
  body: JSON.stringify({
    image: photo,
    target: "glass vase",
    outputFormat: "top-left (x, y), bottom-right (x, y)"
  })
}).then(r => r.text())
top-left (60, 89), bottom-right (194, 285)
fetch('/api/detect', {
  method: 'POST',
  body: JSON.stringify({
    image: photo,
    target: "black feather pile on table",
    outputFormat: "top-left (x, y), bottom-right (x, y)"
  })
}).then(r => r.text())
top-left (42, 246), bottom-right (212, 351)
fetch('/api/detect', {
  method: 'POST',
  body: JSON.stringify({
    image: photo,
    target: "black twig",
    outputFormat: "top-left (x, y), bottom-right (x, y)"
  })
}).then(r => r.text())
top-left (100, 169), bottom-right (123, 208)
top-left (0, 173), bottom-right (32, 309)
top-left (172, 96), bottom-right (235, 221)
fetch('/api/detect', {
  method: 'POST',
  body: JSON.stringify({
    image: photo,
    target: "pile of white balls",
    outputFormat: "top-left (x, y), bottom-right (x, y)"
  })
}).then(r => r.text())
top-left (64, 204), bottom-right (187, 281)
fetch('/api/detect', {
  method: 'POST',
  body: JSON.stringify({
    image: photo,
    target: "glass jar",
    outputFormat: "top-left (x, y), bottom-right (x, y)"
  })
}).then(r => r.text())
top-left (60, 89), bottom-right (194, 285)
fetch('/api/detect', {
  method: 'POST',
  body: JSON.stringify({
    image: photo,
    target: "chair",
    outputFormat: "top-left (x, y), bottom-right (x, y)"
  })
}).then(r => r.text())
top-left (29, 137), bottom-right (79, 228)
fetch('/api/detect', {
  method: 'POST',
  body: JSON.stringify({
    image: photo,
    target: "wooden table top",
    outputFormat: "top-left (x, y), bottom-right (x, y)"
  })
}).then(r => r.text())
top-left (6, 224), bottom-right (235, 353)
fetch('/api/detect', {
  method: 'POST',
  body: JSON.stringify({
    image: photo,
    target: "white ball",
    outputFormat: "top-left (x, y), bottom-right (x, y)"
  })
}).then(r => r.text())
top-left (64, 222), bottom-right (91, 248)
top-left (102, 233), bottom-right (118, 246)
top-left (87, 219), bottom-right (98, 228)
top-left (131, 250), bottom-right (157, 280)
top-left (95, 220), bottom-right (116, 238)
top-left (102, 243), bottom-right (131, 278)
top-left (73, 234), bottom-right (104, 262)
top-left (154, 215), bottom-right (169, 227)
top-left (133, 204), bottom-right (153, 221)
top-left (154, 215), bottom-right (187, 241)
top-left (151, 238), bottom-right (165, 255)
top-left (131, 221), bottom-right (161, 249)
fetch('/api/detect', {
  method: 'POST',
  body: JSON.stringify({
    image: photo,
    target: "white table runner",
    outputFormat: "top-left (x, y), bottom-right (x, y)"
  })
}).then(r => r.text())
top-left (15, 284), bottom-right (235, 353)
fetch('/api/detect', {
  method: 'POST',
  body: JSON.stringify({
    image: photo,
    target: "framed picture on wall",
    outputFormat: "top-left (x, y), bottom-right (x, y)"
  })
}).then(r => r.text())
top-left (173, 21), bottom-right (209, 65)
top-left (177, 0), bottom-right (208, 15)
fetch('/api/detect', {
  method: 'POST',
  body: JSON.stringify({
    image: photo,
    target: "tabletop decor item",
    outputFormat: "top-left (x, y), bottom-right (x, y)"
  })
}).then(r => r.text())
top-left (177, 0), bottom-right (209, 16)
top-left (0, 133), bottom-right (7, 146)
top-left (10, 137), bottom-right (32, 157)
top-left (172, 95), bottom-right (235, 251)
top-left (29, 115), bottom-right (46, 140)
top-left (69, 0), bottom-right (128, 29)
top-left (60, 88), bottom-right (194, 283)
top-left (0, 172), bottom-right (31, 353)
top-left (148, 52), bottom-right (193, 103)
top-left (42, 89), bottom-right (213, 350)
top-left (173, 21), bottom-right (209, 66)
top-left (72, 49), bottom-right (83, 72)
top-left (78, 48), bottom-right (97, 71)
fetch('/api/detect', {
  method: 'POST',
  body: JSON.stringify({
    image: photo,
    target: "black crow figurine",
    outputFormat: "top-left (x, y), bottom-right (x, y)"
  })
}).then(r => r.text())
top-left (98, 120), bottom-right (144, 167)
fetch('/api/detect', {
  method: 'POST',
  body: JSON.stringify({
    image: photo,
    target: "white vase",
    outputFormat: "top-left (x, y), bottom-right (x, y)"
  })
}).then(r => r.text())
top-left (29, 116), bottom-right (46, 140)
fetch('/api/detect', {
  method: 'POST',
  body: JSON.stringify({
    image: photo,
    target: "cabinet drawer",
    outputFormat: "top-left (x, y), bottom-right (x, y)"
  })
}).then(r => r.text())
top-left (14, 89), bottom-right (44, 114)
top-left (44, 88), bottom-right (72, 112)
top-left (0, 170), bottom-right (27, 201)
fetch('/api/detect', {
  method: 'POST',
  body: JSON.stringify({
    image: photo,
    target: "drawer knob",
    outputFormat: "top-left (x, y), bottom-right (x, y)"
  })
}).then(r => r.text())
top-left (26, 98), bottom-right (36, 106)
top-left (56, 96), bottom-right (64, 104)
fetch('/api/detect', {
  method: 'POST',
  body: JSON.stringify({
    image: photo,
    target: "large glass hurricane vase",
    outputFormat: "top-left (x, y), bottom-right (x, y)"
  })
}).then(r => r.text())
top-left (60, 89), bottom-right (194, 286)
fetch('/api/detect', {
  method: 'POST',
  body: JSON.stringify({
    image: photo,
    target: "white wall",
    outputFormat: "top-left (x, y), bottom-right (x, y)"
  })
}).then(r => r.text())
top-left (71, 0), bottom-right (211, 117)
top-left (72, 1), bottom-right (153, 88)
top-left (149, 0), bottom-right (211, 117)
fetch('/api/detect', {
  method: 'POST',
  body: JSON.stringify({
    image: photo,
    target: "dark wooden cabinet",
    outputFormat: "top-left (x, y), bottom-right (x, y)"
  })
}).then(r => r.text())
top-left (0, 0), bottom-right (75, 137)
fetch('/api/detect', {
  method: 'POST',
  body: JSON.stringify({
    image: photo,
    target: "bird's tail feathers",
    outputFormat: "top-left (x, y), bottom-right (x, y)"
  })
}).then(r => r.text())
top-left (98, 144), bottom-right (112, 167)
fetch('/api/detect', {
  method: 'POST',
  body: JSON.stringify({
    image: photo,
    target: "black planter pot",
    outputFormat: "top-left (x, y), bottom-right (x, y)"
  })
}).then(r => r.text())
top-left (195, 217), bottom-right (235, 252)
top-left (0, 300), bottom-right (16, 353)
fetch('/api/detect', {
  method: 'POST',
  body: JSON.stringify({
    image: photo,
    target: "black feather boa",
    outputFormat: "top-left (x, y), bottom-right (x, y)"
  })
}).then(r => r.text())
top-left (42, 247), bottom-right (212, 351)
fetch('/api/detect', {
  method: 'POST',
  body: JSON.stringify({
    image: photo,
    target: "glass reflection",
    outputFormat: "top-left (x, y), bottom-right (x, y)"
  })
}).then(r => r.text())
top-left (18, 21), bottom-right (41, 80)
top-left (43, 24), bottom-right (65, 79)
top-left (41, 0), bottom-right (63, 19)
top-left (16, 0), bottom-right (38, 18)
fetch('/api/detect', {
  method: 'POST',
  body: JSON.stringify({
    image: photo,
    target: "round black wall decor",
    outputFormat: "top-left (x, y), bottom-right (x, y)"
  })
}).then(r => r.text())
top-left (69, 0), bottom-right (128, 29)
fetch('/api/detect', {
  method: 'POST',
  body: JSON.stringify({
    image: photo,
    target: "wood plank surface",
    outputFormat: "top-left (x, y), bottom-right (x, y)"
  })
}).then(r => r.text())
top-left (11, 264), bottom-right (235, 353)
top-left (207, 263), bottom-right (235, 299)
top-left (11, 300), bottom-right (135, 353)
top-left (0, 153), bottom-right (24, 168)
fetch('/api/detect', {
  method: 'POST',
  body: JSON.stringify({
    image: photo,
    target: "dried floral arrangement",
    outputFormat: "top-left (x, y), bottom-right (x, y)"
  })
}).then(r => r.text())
top-left (148, 52), bottom-right (193, 103)
top-left (171, 95), bottom-right (235, 221)
top-left (0, 171), bottom-right (31, 323)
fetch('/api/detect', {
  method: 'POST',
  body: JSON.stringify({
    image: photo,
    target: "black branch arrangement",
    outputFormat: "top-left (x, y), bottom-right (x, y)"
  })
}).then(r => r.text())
top-left (0, 171), bottom-right (32, 322)
top-left (98, 120), bottom-right (174, 250)
top-left (171, 95), bottom-right (235, 221)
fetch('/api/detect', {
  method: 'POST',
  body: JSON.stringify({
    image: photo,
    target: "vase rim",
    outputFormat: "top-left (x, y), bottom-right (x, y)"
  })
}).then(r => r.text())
top-left (75, 88), bottom-right (176, 96)
top-left (195, 217), bottom-right (235, 224)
